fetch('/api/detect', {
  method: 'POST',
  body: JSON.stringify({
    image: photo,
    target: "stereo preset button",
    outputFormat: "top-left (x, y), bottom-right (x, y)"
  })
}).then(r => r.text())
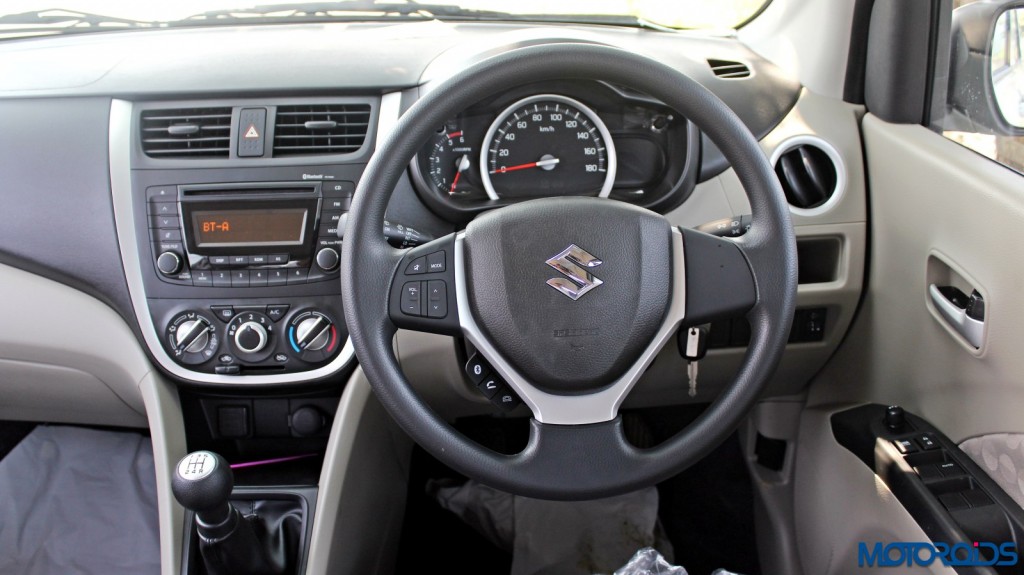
top-left (231, 270), bottom-right (250, 287)
top-left (250, 269), bottom-right (269, 287)
top-left (211, 271), bottom-right (231, 287)
top-left (267, 269), bottom-right (288, 287)
top-left (286, 268), bottom-right (309, 285)
top-left (193, 270), bottom-right (213, 287)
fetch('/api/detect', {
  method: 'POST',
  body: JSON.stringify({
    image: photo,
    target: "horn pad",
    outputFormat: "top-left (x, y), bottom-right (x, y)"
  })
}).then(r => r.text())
top-left (463, 197), bottom-right (673, 394)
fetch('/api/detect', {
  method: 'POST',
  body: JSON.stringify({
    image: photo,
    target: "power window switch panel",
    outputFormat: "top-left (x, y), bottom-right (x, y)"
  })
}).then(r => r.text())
top-left (894, 439), bottom-right (917, 454)
top-left (916, 434), bottom-right (939, 451)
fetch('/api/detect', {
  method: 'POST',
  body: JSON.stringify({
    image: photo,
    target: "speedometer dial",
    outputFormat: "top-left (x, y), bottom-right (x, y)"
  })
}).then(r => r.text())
top-left (480, 95), bottom-right (616, 200)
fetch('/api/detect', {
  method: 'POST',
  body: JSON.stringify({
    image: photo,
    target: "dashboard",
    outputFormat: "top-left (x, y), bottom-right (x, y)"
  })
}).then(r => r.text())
top-left (0, 19), bottom-right (866, 418)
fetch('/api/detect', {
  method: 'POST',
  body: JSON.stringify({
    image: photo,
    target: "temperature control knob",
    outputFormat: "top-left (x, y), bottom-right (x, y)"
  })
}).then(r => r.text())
top-left (233, 322), bottom-right (268, 354)
top-left (295, 316), bottom-right (331, 351)
top-left (166, 312), bottom-right (219, 365)
top-left (227, 311), bottom-right (274, 361)
top-left (287, 310), bottom-right (340, 362)
top-left (157, 252), bottom-right (182, 276)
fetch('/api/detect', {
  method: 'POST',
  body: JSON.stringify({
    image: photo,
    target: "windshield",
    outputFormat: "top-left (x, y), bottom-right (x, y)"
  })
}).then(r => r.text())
top-left (0, 0), bottom-right (769, 37)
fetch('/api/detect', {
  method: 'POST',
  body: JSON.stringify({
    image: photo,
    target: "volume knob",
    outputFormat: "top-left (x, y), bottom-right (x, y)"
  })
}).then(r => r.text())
top-left (234, 321), bottom-right (268, 354)
top-left (157, 252), bottom-right (182, 276)
top-left (315, 247), bottom-right (339, 272)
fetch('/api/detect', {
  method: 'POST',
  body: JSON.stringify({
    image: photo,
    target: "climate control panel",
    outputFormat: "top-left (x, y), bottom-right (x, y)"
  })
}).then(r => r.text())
top-left (155, 298), bottom-right (344, 377)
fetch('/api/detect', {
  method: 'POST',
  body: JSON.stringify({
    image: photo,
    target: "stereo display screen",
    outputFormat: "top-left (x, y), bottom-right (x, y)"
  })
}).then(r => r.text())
top-left (192, 208), bottom-right (307, 247)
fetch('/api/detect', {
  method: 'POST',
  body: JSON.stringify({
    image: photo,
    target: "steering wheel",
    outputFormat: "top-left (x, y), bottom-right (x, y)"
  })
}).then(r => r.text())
top-left (341, 43), bottom-right (797, 501)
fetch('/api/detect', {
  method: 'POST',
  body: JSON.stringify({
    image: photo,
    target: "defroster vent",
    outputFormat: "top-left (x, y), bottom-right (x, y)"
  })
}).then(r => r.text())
top-left (272, 104), bottom-right (371, 156)
top-left (140, 107), bottom-right (232, 158)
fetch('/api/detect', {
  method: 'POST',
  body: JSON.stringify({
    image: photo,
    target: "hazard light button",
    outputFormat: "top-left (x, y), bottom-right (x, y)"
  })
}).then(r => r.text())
top-left (238, 108), bottom-right (267, 157)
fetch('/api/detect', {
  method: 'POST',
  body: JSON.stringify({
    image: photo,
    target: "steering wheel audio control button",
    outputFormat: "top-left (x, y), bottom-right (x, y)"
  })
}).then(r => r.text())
top-left (426, 251), bottom-right (446, 273)
top-left (405, 256), bottom-right (427, 275)
top-left (464, 353), bottom-right (492, 384)
top-left (493, 389), bottom-right (522, 412)
top-left (426, 280), bottom-right (447, 318)
top-left (401, 282), bottom-right (424, 316)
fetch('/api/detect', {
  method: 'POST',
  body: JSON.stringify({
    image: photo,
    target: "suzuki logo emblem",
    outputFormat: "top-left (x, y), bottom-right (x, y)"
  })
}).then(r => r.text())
top-left (545, 244), bottom-right (603, 300)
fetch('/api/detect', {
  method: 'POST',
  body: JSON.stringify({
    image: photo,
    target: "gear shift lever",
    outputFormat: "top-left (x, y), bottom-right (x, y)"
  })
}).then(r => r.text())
top-left (172, 451), bottom-right (285, 575)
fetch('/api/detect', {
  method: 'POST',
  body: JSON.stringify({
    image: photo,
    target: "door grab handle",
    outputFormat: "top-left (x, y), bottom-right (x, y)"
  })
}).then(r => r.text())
top-left (928, 284), bottom-right (984, 348)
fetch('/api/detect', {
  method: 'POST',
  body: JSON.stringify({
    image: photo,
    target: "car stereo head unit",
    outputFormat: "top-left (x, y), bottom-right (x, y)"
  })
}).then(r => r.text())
top-left (148, 181), bottom-right (349, 288)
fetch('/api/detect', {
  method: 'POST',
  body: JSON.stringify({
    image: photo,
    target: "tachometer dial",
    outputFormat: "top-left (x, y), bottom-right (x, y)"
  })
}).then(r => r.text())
top-left (425, 125), bottom-right (478, 199)
top-left (480, 94), bottom-right (616, 200)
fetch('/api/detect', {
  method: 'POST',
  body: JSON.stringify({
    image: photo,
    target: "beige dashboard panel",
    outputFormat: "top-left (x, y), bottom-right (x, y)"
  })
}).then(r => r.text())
top-left (0, 262), bottom-right (150, 427)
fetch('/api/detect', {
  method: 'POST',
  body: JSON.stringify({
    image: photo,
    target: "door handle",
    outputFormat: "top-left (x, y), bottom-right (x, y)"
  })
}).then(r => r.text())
top-left (928, 284), bottom-right (985, 348)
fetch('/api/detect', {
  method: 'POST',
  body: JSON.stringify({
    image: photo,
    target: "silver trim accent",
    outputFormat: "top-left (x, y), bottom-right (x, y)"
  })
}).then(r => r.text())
top-left (110, 99), bottom-right (358, 384)
top-left (768, 135), bottom-right (847, 217)
top-left (454, 228), bottom-right (686, 425)
top-left (376, 92), bottom-right (403, 144)
top-left (479, 94), bottom-right (617, 201)
top-left (545, 244), bottom-right (604, 300)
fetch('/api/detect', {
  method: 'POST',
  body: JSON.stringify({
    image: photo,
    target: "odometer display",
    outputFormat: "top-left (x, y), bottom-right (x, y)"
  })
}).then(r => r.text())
top-left (480, 95), bottom-right (616, 199)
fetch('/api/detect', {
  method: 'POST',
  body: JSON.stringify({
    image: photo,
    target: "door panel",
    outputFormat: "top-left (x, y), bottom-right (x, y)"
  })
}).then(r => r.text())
top-left (806, 114), bottom-right (1024, 445)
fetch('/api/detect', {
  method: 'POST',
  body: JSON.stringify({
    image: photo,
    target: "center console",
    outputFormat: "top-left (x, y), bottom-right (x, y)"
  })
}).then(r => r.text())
top-left (111, 97), bottom-right (391, 385)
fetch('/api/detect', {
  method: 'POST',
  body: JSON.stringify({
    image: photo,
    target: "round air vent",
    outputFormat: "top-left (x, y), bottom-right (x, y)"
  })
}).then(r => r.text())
top-left (769, 136), bottom-right (845, 215)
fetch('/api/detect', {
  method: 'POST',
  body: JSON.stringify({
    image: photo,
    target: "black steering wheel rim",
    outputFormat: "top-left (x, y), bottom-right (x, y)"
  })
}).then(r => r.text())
top-left (341, 43), bottom-right (797, 501)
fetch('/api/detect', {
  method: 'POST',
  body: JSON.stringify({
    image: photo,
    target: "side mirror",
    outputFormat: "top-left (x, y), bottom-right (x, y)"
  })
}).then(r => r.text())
top-left (947, 1), bottom-right (1024, 136)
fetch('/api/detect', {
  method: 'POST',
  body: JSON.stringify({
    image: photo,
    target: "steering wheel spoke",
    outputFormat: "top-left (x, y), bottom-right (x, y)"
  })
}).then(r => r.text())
top-left (678, 227), bottom-right (757, 328)
top-left (388, 233), bottom-right (462, 335)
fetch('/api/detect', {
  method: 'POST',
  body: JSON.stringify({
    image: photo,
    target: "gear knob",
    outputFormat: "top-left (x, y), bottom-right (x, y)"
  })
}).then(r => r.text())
top-left (172, 451), bottom-right (233, 524)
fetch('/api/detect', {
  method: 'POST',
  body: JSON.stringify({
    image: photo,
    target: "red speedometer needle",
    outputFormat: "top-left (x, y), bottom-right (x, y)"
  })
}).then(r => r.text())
top-left (491, 157), bottom-right (560, 174)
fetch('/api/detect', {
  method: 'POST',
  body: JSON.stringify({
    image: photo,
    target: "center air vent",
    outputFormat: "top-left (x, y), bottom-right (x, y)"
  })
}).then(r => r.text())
top-left (140, 107), bottom-right (232, 158)
top-left (273, 104), bottom-right (371, 156)
top-left (771, 137), bottom-right (844, 213)
top-left (708, 59), bottom-right (751, 79)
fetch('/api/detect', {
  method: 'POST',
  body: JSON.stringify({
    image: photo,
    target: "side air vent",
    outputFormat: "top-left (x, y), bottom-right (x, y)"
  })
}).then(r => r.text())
top-left (708, 59), bottom-right (751, 79)
top-left (140, 107), bottom-right (232, 158)
top-left (771, 137), bottom-right (845, 213)
top-left (273, 104), bottom-right (372, 156)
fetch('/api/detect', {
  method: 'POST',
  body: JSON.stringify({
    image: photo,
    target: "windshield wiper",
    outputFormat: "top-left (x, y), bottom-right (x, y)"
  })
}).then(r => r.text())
top-left (175, 1), bottom-right (511, 25)
top-left (0, 9), bottom-right (151, 29)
